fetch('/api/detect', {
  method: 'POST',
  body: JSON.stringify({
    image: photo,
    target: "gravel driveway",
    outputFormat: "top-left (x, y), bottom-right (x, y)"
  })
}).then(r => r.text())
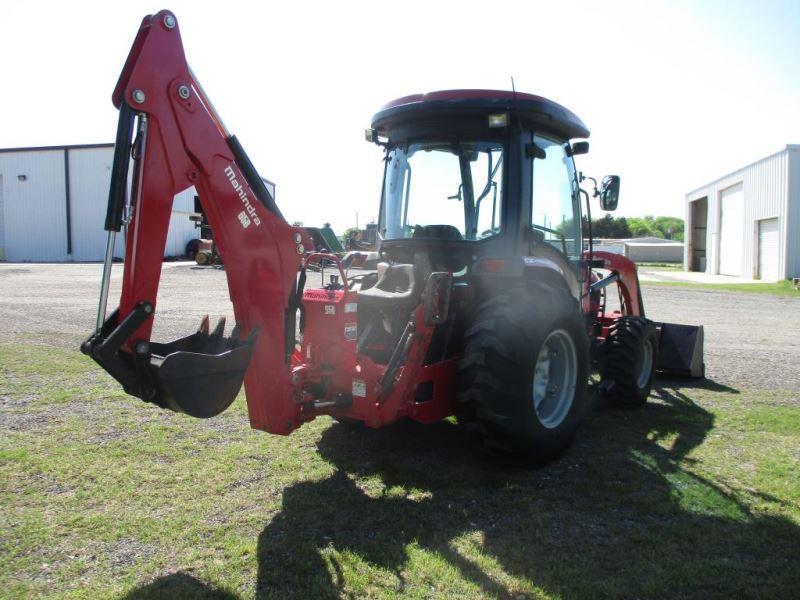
top-left (1, 263), bottom-right (798, 391)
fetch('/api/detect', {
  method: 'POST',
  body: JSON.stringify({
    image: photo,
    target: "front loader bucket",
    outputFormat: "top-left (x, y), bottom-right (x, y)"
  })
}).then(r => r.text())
top-left (82, 305), bottom-right (259, 418)
top-left (655, 322), bottom-right (705, 378)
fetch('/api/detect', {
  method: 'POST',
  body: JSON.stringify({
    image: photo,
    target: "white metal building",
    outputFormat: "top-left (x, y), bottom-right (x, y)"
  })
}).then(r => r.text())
top-left (595, 237), bottom-right (684, 263)
top-left (685, 145), bottom-right (800, 281)
top-left (0, 144), bottom-right (198, 261)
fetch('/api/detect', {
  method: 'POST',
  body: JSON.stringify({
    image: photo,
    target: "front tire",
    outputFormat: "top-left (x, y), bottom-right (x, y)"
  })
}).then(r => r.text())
top-left (601, 316), bottom-right (658, 408)
top-left (458, 282), bottom-right (589, 464)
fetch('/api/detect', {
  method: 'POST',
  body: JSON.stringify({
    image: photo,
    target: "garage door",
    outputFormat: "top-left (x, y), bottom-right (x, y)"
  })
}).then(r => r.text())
top-left (758, 218), bottom-right (780, 280)
top-left (719, 184), bottom-right (743, 276)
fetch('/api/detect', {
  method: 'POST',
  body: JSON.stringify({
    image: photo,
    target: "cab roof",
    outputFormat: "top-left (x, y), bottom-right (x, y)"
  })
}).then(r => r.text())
top-left (371, 89), bottom-right (590, 140)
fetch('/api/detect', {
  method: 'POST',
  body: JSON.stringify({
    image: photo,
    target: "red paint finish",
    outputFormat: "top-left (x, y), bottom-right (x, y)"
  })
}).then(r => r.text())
top-left (111, 11), bottom-right (303, 434)
top-left (582, 250), bottom-right (644, 318)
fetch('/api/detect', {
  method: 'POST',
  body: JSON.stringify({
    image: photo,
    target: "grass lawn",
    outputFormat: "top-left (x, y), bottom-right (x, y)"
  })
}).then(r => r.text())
top-left (636, 262), bottom-right (684, 271)
top-left (1, 343), bottom-right (799, 599)
top-left (643, 278), bottom-right (800, 297)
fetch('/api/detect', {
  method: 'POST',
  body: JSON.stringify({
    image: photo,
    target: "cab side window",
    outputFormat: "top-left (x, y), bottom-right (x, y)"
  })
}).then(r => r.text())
top-left (530, 136), bottom-right (581, 258)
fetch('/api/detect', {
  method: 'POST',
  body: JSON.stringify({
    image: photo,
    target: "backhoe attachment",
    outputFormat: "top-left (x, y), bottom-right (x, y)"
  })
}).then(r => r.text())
top-left (81, 10), bottom-right (307, 432)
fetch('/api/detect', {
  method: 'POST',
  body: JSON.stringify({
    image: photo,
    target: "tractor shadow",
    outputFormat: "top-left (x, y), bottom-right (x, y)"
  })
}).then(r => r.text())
top-left (123, 376), bottom-right (800, 598)
top-left (253, 377), bottom-right (800, 598)
top-left (121, 572), bottom-right (238, 600)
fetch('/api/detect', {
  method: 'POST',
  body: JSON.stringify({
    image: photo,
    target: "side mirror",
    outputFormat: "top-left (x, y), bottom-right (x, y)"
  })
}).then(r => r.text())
top-left (599, 175), bottom-right (620, 211)
top-left (568, 141), bottom-right (589, 156)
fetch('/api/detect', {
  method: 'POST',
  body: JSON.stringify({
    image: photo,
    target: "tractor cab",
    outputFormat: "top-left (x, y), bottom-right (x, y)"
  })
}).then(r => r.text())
top-left (364, 90), bottom-right (591, 304)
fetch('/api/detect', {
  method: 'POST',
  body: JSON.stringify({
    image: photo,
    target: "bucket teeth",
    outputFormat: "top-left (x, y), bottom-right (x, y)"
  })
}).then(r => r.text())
top-left (209, 317), bottom-right (227, 354)
top-left (198, 315), bottom-right (210, 335)
top-left (211, 316), bottom-right (226, 338)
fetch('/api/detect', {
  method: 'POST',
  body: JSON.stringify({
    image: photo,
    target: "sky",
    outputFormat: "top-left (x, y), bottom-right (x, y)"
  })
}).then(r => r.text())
top-left (1, 0), bottom-right (798, 232)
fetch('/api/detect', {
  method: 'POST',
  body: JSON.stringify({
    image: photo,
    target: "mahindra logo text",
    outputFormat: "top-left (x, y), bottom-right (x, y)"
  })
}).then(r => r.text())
top-left (224, 165), bottom-right (261, 227)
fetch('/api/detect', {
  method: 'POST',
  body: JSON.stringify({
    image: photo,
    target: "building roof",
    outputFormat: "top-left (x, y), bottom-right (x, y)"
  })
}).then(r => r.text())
top-left (624, 241), bottom-right (683, 247)
top-left (0, 143), bottom-right (113, 154)
top-left (596, 236), bottom-right (678, 245)
top-left (686, 144), bottom-right (800, 197)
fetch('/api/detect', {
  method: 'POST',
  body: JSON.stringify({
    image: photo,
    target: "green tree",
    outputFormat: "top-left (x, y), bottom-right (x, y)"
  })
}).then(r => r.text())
top-left (581, 215), bottom-right (683, 240)
top-left (341, 227), bottom-right (359, 246)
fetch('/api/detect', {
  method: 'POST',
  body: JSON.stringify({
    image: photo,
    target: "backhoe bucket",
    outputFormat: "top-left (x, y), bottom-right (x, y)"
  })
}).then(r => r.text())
top-left (146, 318), bottom-right (258, 418)
top-left (82, 307), bottom-right (259, 418)
top-left (655, 322), bottom-right (705, 378)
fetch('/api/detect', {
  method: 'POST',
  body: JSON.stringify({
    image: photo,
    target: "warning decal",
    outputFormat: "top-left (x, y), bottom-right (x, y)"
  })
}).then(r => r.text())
top-left (352, 378), bottom-right (367, 397)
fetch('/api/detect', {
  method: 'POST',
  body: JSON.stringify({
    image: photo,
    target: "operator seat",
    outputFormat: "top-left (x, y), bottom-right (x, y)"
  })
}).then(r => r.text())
top-left (356, 263), bottom-right (419, 313)
top-left (412, 224), bottom-right (463, 240)
top-left (356, 262), bottom-right (422, 362)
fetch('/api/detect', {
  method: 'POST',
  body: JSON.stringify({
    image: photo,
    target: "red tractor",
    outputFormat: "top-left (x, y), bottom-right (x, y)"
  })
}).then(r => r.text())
top-left (82, 11), bottom-right (703, 463)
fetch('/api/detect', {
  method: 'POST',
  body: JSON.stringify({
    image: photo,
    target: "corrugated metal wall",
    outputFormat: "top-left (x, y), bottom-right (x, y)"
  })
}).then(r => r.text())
top-left (685, 147), bottom-right (791, 280)
top-left (68, 147), bottom-right (125, 261)
top-left (0, 175), bottom-right (5, 260)
top-left (785, 146), bottom-right (800, 278)
top-left (0, 149), bottom-right (68, 261)
top-left (165, 189), bottom-right (198, 257)
top-left (0, 145), bottom-right (199, 261)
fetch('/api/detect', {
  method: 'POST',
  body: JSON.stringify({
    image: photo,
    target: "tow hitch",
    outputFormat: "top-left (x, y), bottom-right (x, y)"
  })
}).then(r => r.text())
top-left (81, 305), bottom-right (258, 418)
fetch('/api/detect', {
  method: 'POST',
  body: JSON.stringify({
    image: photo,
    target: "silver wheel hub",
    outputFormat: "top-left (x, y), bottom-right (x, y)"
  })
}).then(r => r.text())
top-left (532, 329), bottom-right (578, 429)
top-left (636, 337), bottom-right (655, 389)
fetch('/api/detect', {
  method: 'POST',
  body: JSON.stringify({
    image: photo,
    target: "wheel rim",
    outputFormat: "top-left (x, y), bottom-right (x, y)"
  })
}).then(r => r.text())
top-left (636, 337), bottom-right (655, 389)
top-left (532, 329), bottom-right (578, 429)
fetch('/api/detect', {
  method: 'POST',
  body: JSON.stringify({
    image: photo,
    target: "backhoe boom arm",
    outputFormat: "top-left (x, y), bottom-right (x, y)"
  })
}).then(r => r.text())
top-left (82, 10), bottom-right (308, 434)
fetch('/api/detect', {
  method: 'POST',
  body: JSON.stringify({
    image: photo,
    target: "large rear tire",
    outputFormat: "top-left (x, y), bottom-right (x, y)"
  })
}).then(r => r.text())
top-left (601, 316), bottom-right (658, 408)
top-left (458, 282), bottom-right (589, 464)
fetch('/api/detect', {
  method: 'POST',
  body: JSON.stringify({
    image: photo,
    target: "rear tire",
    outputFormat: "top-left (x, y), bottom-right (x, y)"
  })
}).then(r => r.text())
top-left (458, 282), bottom-right (589, 464)
top-left (601, 316), bottom-right (658, 408)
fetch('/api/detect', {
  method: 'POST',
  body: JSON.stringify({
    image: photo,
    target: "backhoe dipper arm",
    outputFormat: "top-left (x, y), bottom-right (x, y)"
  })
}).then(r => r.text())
top-left (82, 11), bottom-right (308, 434)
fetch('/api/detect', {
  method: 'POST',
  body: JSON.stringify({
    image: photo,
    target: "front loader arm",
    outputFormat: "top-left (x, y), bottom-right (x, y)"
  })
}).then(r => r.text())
top-left (82, 11), bottom-right (308, 434)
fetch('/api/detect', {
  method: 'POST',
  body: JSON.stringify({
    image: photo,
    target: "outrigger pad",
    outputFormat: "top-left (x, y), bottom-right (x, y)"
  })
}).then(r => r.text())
top-left (655, 323), bottom-right (704, 378)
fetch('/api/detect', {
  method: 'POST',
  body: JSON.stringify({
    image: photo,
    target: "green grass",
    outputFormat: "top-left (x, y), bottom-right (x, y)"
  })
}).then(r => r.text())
top-left (1, 344), bottom-right (799, 598)
top-left (643, 278), bottom-right (799, 297)
top-left (636, 262), bottom-right (683, 271)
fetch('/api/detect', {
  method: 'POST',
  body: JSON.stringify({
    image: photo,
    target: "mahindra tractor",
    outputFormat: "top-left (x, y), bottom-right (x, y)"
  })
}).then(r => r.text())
top-left (82, 11), bottom-right (704, 463)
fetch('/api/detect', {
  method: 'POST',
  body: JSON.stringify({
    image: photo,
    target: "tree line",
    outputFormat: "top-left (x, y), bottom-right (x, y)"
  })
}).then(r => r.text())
top-left (583, 215), bottom-right (684, 241)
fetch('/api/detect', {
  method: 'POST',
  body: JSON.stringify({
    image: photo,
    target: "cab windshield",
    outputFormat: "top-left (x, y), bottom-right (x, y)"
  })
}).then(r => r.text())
top-left (380, 141), bottom-right (504, 241)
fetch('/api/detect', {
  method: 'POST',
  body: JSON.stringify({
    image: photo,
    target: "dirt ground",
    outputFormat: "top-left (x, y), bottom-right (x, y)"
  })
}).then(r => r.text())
top-left (1, 262), bottom-right (798, 391)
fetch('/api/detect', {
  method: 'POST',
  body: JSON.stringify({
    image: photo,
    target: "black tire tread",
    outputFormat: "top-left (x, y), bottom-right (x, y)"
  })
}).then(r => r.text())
top-left (601, 316), bottom-right (658, 408)
top-left (457, 281), bottom-right (588, 463)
